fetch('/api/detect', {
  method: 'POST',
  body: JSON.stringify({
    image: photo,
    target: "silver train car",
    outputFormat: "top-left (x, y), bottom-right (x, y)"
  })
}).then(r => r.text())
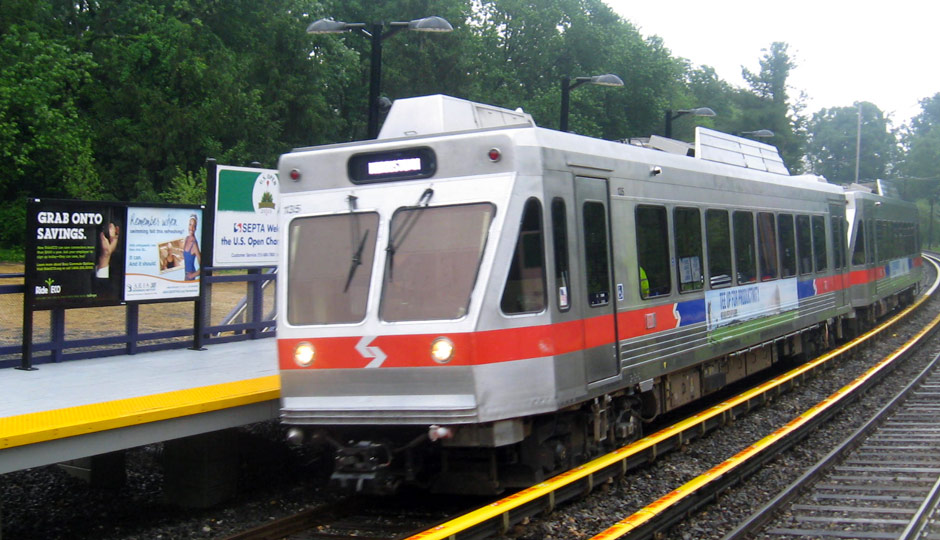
top-left (845, 185), bottom-right (921, 325)
top-left (276, 95), bottom-right (921, 493)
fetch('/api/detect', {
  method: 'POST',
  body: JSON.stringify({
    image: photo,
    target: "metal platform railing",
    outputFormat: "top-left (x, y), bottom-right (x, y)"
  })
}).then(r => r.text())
top-left (0, 267), bottom-right (276, 369)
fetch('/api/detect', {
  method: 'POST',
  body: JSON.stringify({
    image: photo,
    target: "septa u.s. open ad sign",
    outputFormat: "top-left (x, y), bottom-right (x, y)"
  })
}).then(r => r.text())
top-left (213, 165), bottom-right (279, 267)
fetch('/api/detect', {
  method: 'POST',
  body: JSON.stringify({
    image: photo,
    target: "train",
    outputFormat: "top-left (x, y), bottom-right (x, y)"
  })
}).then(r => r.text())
top-left (275, 95), bottom-right (922, 494)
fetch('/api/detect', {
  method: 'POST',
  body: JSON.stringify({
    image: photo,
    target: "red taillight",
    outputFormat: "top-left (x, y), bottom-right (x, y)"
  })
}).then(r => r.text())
top-left (289, 168), bottom-right (301, 181)
top-left (487, 148), bottom-right (501, 162)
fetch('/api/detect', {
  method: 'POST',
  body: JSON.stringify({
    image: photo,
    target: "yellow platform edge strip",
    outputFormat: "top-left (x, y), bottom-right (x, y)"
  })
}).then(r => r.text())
top-left (0, 375), bottom-right (280, 449)
top-left (409, 257), bottom-right (938, 540)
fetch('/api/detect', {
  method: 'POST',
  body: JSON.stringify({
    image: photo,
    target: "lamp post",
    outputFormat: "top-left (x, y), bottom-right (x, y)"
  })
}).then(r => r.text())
top-left (664, 107), bottom-right (716, 138)
top-left (559, 74), bottom-right (624, 132)
top-left (307, 16), bottom-right (453, 139)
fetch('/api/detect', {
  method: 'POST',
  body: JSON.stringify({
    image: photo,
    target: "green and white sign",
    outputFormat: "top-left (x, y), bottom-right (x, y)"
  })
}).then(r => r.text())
top-left (213, 165), bottom-right (280, 267)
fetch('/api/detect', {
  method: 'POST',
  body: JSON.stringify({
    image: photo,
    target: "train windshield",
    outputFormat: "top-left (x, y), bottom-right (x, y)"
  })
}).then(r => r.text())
top-left (287, 212), bottom-right (379, 325)
top-left (381, 203), bottom-right (495, 321)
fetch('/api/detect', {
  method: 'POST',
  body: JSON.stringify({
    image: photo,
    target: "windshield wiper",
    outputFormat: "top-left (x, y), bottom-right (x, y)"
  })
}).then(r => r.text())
top-left (386, 188), bottom-right (434, 282)
top-left (343, 195), bottom-right (368, 293)
top-left (343, 229), bottom-right (370, 292)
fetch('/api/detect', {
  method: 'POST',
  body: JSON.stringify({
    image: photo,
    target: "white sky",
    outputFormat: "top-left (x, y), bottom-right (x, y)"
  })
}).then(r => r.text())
top-left (603, 0), bottom-right (939, 126)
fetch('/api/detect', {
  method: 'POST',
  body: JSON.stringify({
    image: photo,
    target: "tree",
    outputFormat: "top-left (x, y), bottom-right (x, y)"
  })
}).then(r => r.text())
top-left (465, 0), bottom-right (682, 139)
top-left (899, 93), bottom-right (940, 202)
top-left (0, 25), bottom-right (98, 248)
top-left (738, 42), bottom-right (806, 173)
top-left (806, 102), bottom-right (897, 184)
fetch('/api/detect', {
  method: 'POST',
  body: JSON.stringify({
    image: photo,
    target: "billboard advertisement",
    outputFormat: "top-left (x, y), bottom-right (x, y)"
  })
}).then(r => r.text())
top-left (212, 165), bottom-right (279, 267)
top-left (123, 206), bottom-right (203, 301)
top-left (26, 200), bottom-right (126, 309)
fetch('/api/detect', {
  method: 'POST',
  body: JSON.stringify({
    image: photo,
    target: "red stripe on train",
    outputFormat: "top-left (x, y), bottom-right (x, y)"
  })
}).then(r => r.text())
top-left (278, 314), bottom-right (616, 370)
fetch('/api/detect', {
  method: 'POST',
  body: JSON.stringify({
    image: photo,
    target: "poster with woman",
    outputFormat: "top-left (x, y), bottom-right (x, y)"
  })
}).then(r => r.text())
top-left (123, 206), bottom-right (203, 301)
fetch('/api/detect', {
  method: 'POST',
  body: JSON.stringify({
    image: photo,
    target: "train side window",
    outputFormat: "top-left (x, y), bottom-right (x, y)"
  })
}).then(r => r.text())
top-left (551, 198), bottom-right (571, 311)
top-left (852, 222), bottom-right (866, 266)
top-left (796, 215), bottom-right (813, 275)
top-left (757, 212), bottom-right (778, 280)
top-left (674, 207), bottom-right (703, 293)
top-left (812, 215), bottom-right (828, 272)
top-left (636, 205), bottom-right (671, 298)
top-left (583, 201), bottom-right (610, 307)
top-left (778, 214), bottom-right (796, 278)
top-left (733, 211), bottom-right (756, 284)
top-left (706, 209), bottom-right (732, 288)
top-left (500, 198), bottom-right (547, 314)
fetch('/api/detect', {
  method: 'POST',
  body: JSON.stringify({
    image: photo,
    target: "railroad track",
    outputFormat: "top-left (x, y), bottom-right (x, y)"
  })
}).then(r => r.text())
top-left (221, 493), bottom-right (482, 540)
top-left (225, 257), bottom-right (940, 540)
top-left (727, 348), bottom-right (940, 539)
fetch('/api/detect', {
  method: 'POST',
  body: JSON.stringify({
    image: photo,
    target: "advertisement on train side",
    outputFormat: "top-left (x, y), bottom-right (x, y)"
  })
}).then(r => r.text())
top-left (25, 199), bottom-right (127, 309)
top-left (704, 277), bottom-right (799, 331)
top-left (212, 165), bottom-right (279, 267)
top-left (123, 206), bottom-right (203, 301)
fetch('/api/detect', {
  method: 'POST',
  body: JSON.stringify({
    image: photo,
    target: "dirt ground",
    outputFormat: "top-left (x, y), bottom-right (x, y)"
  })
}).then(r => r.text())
top-left (0, 262), bottom-right (273, 348)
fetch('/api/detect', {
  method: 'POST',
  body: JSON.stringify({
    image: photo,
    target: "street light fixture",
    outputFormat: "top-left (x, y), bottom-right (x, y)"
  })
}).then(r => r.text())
top-left (664, 107), bottom-right (716, 138)
top-left (737, 129), bottom-right (775, 138)
top-left (560, 74), bottom-right (624, 132)
top-left (307, 16), bottom-right (453, 139)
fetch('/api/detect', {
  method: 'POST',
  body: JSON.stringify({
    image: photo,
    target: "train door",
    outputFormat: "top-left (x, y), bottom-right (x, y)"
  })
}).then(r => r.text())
top-left (829, 203), bottom-right (847, 307)
top-left (575, 176), bottom-right (619, 382)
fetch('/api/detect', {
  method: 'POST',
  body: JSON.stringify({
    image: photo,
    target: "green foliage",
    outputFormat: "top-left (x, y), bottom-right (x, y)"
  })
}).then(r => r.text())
top-left (0, 27), bottom-right (97, 198)
top-left (807, 102), bottom-right (897, 184)
top-left (738, 42), bottom-right (806, 173)
top-left (0, 246), bottom-right (25, 263)
top-left (1, 0), bottom-right (935, 254)
top-left (161, 167), bottom-right (206, 205)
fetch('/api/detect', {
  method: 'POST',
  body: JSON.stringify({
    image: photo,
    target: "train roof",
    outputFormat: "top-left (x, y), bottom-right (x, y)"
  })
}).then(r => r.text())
top-left (286, 94), bottom-right (845, 196)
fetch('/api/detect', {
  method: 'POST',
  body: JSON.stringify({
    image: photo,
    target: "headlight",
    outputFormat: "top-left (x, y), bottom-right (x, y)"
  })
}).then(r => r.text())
top-left (430, 337), bottom-right (455, 364)
top-left (294, 341), bottom-right (316, 367)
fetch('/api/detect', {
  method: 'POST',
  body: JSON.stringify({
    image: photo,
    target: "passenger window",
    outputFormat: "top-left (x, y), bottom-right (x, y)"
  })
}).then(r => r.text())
top-left (778, 214), bottom-right (796, 278)
top-left (812, 215), bottom-right (828, 272)
top-left (674, 207), bottom-right (703, 293)
top-left (500, 199), bottom-right (546, 314)
top-left (551, 198), bottom-right (571, 311)
top-left (757, 212), bottom-right (778, 280)
top-left (796, 215), bottom-right (813, 275)
top-left (706, 209), bottom-right (732, 288)
top-left (636, 205), bottom-right (671, 298)
top-left (852, 222), bottom-right (866, 266)
top-left (733, 211), bottom-right (756, 284)
top-left (583, 201), bottom-right (610, 307)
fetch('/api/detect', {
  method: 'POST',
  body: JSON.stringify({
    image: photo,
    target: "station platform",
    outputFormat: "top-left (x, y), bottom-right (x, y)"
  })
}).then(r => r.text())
top-left (0, 339), bottom-right (279, 474)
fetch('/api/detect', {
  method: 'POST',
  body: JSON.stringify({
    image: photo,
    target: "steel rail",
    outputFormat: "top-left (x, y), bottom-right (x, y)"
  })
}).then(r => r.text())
top-left (590, 255), bottom-right (940, 540)
top-left (404, 256), bottom-right (940, 540)
top-left (724, 333), bottom-right (940, 538)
